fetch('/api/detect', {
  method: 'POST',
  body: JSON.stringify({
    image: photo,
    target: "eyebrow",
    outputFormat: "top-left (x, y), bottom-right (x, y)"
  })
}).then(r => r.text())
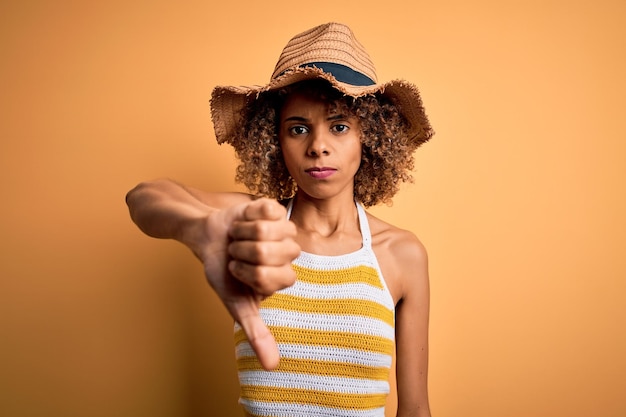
top-left (327, 114), bottom-right (348, 121)
top-left (283, 116), bottom-right (308, 123)
top-left (282, 114), bottom-right (348, 123)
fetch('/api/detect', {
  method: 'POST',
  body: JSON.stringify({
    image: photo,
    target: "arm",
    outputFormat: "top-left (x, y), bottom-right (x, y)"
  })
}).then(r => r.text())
top-left (126, 178), bottom-right (252, 242)
top-left (394, 234), bottom-right (431, 417)
top-left (125, 179), bottom-right (301, 370)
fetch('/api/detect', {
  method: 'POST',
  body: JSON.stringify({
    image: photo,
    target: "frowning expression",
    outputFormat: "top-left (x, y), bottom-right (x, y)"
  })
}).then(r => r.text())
top-left (279, 92), bottom-right (362, 201)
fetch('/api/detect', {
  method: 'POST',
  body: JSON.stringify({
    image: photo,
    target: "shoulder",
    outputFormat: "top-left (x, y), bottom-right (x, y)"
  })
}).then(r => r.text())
top-left (366, 211), bottom-right (428, 266)
top-left (366, 211), bottom-right (428, 304)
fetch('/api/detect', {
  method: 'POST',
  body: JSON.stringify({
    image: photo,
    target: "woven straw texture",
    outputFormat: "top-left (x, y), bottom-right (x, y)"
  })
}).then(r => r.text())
top-left (210, 22), bottom-right (433, 148)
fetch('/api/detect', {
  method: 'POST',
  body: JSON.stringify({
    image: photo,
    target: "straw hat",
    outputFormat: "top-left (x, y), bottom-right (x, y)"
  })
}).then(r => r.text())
top-left (210, 22), bottom-right (433, 147)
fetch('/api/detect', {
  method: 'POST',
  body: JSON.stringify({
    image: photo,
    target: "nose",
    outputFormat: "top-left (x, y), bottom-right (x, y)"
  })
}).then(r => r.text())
top-left (307, 129), bottom-right (330, 157)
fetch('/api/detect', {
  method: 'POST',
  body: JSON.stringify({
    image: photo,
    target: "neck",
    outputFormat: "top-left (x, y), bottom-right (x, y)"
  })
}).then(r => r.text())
top-left (290, 192), bottom-right (359, 238)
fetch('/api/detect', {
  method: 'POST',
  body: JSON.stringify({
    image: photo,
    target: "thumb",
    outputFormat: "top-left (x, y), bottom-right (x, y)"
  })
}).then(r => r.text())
top-left (238, 312), bottom-right (280, 370)
top-left (221, 198), bottom-right (283, 229)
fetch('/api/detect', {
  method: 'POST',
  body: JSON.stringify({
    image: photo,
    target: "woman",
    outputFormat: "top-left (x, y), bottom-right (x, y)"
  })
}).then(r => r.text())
top-left (127, 22), bottom-right (434, 417)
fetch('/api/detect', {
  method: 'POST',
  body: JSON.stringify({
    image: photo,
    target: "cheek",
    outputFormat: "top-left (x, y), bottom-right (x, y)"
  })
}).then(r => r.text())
top-left (350, 138), bottom-right (363, 160)
top-left (279, 144), bottom-right (298, 171)
top-left (279, 141), bottom-right (290, 158)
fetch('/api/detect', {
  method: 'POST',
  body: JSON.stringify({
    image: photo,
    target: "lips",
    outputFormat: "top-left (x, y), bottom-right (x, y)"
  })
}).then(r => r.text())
top-left (305, 167), bottom-right (337, 179)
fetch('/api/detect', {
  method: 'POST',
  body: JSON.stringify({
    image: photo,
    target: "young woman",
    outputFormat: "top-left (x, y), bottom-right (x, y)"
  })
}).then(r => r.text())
top-left (127, 22), bottom-right (434, 417)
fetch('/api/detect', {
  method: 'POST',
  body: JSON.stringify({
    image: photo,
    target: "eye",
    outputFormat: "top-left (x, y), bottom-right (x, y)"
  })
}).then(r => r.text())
top-left (331, 124), bottom-right (349, 134)
top-left (288, 125), bottom-right (309, 136)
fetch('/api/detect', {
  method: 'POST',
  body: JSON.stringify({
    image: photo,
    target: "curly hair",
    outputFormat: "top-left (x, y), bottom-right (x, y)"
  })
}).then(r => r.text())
top-left (227, 79), bottom-right (420, 207)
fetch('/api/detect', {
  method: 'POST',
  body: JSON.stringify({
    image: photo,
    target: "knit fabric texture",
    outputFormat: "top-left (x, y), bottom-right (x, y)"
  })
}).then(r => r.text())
top-left (234, 200), bottom-right (395, 417)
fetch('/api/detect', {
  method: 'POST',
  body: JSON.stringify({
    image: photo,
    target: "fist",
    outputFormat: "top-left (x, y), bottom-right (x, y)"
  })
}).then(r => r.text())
top-left (200, 198), bottom-right (300, 370)
top-left (227, 198), bottom-right (300, 295)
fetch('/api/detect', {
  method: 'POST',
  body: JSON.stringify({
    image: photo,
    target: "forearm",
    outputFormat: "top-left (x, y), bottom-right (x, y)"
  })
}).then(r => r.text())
top-left (395, 335), bottom-right (431, 417)
top-left (126, 179), bottom-right (214, 245)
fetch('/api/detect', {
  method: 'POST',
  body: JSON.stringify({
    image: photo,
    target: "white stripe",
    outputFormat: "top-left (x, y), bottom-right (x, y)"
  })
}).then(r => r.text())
top-left (239, 399), bottom-right (385, 417)
top-left (294, 249), bottom-right (378, 270)
top-left (276, 273), bottom-right (395, 313)
top-left (280, 280), bottom-right (394, 307)
top-left (258, 309), bottom-right (394, 339)
top-left (238, 371), bottom-right (389, 394)
top-left (236, 342), bottom-right (393, 368)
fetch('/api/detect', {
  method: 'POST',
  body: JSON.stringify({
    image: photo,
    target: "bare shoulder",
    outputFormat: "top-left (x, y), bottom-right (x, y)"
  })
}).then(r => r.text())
top-left (366, 211), bottom-right (428, 304)
top-left (366, 211), bottom-right (428, 268)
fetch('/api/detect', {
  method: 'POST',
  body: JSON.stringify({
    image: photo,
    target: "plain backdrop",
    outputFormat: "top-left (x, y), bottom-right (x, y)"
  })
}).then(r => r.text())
top-left (1, 0), bottom-right (625, 416)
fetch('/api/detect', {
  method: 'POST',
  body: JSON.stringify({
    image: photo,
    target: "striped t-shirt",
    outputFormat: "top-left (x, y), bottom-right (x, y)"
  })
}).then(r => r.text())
top-left (234, 200), bottom-right (395, 417)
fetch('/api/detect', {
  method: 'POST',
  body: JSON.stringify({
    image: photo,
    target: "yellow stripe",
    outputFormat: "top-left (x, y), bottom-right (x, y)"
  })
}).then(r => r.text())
top-left (235, 326), bottom-right (394, 355)
top-left (237, 356), bottom-right (390, 380)
top-left (260, 294), bottom-right (394, 326)
top-left (292, 264), bottom-right (384, 288)
top-left (240, 385), bottom-right (387, 410)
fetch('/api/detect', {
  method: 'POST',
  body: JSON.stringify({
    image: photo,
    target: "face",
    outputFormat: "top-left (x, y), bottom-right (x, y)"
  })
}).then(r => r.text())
top-left (279, 92), bottom-right (362, 202)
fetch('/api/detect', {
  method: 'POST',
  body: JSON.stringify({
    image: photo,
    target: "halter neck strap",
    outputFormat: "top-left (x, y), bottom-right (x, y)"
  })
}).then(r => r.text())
top-left (285, 199), bottom-right (372, 249)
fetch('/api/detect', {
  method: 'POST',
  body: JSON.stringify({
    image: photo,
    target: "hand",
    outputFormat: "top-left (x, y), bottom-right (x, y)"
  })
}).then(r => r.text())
top-left (195, 198), bottom-right (300, 370)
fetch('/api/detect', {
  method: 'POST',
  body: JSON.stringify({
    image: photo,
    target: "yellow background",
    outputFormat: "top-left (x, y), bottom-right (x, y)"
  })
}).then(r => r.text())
top-left (1, 0), bottom-right (625, 416)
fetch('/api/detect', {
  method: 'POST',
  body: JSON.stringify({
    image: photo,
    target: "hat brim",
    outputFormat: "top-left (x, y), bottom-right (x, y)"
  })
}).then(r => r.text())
top-left (210, 66), bottom-right (434, 147)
